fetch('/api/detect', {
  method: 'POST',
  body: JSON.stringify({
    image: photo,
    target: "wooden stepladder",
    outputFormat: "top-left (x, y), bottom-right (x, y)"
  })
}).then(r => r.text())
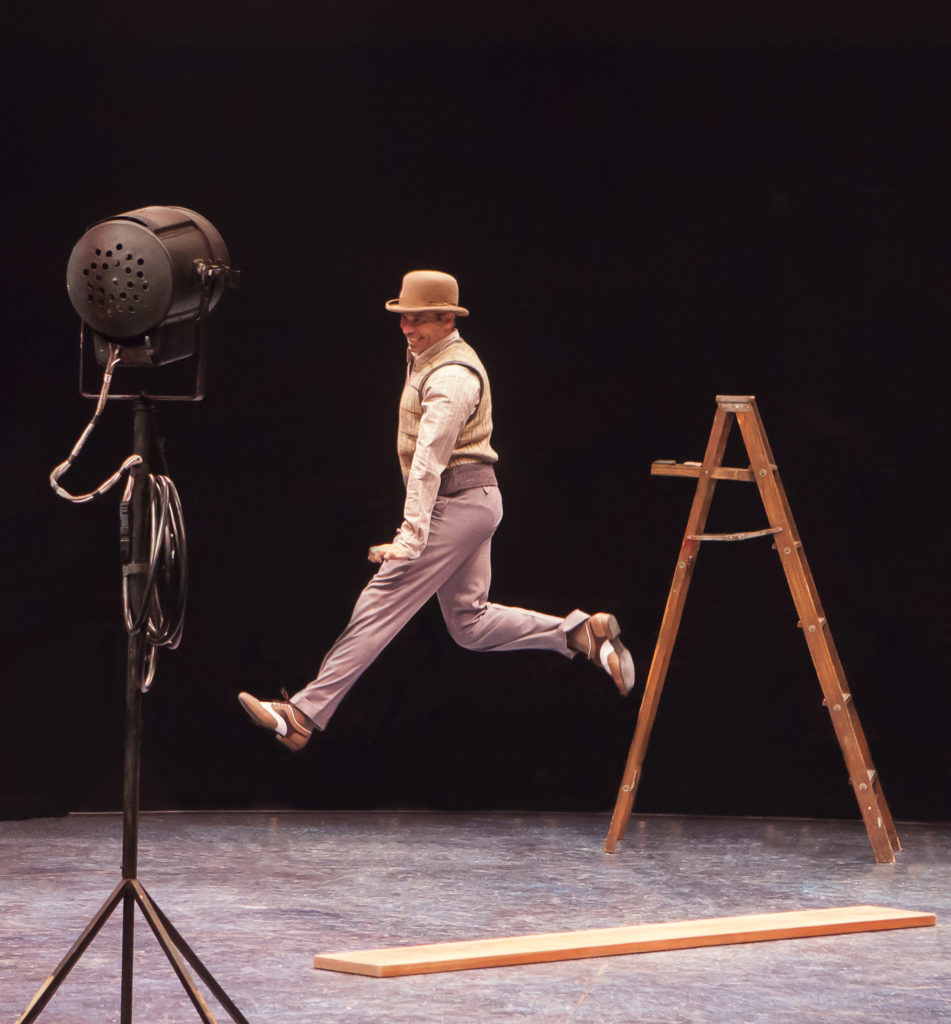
top-left (604, 395), bottom-right (900, 863)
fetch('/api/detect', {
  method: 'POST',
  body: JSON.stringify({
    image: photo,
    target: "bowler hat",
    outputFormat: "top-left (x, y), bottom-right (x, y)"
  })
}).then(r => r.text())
top-left (385, 270), bottom-right (469, 316)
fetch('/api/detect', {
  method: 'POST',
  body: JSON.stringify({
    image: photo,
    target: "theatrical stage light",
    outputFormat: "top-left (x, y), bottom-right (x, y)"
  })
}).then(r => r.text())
top-left (27, 208), bottom-right (248, 1024)
top-left (52, 205), bottom-right (239, 502)
top-left (66, 205), bottom-right (237, 370)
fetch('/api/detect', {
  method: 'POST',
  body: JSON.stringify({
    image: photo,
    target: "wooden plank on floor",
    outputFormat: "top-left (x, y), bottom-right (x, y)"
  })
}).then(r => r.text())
top-left (313, 905), bottom-right (936, 977)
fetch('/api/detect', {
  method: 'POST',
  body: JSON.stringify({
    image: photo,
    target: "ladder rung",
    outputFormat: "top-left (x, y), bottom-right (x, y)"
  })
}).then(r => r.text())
top-left (688, 527), bottom-right (783, 543)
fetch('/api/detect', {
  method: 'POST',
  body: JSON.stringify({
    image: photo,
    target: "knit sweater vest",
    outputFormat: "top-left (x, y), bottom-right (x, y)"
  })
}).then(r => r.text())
top-left (397, 338), bottom-right (498, 482)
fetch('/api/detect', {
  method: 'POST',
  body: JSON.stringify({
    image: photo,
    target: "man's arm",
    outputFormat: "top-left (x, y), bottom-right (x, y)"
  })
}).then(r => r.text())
top-left (368, 364), bottom-right (481, 562)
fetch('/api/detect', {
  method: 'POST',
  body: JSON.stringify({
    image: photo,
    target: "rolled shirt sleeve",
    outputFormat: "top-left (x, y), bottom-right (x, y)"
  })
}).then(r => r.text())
top-left (392, 363), bottom-right (482, 558)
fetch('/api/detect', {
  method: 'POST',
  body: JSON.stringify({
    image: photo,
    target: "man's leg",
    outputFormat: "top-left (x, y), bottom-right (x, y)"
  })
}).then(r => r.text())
top-left (289, 488), bottom-right (503, 730)
top-left (437, 487), bottom-right (634, 694)
top-left (436, 487), bottom-right (589, 654)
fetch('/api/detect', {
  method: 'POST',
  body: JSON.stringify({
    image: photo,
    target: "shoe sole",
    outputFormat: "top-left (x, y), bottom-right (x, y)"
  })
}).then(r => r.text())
top-left (588, 615), bottom-right (636, 696)
top-left (614, 640), bottom-right (636, 696)
top-left (275, 732), bottom-right (309, 752)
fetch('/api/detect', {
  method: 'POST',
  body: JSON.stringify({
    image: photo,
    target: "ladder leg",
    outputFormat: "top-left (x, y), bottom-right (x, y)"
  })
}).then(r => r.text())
top-left (604, 558), bottom-right (692, 851)
top-left (735, 404), bottom-right (899, 864)
top-left (605, 406), bottom-right (733, 853)
top-left (803, 597), bottom-right (900, 855)
top-left (838, 693), bottom-right (900, 851)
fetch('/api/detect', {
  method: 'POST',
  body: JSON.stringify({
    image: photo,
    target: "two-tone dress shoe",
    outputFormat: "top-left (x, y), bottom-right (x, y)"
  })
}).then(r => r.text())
top-left (568, 612), bottom-right (636, 696)
top-left (238, 692), bottom-right (315, 751)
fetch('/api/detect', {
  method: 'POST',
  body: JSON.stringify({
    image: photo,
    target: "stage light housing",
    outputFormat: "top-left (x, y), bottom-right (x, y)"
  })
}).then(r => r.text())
top-left (66, 205), bottom-right (236, 370)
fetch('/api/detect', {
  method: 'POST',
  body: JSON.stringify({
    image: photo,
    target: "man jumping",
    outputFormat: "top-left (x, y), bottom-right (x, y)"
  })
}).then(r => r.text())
top-left (238, 270), bottom-right (633, 751)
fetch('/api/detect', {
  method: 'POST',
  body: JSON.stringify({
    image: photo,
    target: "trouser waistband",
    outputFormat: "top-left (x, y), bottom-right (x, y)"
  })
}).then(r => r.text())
top-left (438, 462), bottom-right (498, 496)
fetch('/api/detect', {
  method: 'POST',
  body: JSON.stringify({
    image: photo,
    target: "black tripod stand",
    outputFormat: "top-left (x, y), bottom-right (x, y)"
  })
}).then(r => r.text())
top-left (19, 400), bottom-right (249, 1024)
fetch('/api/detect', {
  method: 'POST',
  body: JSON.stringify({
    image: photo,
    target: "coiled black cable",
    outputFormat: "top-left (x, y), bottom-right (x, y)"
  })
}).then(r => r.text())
top-left (123, 473), bottom-right (188, 690)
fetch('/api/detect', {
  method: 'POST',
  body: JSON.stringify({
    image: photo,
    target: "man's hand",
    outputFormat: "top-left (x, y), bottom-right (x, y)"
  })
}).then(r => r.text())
top-left (368, 543), bottom-right (409, 563)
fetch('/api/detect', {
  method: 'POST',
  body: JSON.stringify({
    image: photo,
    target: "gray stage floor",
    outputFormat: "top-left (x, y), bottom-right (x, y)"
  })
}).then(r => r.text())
top-left (2, 811), bottom-right (948, 1023)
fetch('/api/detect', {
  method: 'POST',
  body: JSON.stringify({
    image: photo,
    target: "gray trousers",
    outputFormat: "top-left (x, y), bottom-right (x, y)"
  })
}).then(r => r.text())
top-left (291, 485), bottom-right (587, 730)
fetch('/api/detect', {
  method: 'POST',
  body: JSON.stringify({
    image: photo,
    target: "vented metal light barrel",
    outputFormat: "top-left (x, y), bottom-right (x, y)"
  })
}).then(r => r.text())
top-left (66, 206), bottom-right (230, 340)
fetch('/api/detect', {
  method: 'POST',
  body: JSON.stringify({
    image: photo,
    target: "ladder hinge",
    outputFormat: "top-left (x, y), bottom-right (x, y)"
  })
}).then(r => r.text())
top-left (822, 692), bottom-right (852, 710)
top-left (852, 769), bottom-right (878, 792)
top-left (717, 395), bottom-right (755, 412)
top-left (773, 540), bottom-right (803, 554)
top-left (622, 770), bottom-right (639, 794)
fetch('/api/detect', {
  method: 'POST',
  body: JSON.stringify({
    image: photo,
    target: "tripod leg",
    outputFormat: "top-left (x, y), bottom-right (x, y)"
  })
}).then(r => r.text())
top-left (16, 881), bottom-right (127, 1024)
top-left (141, 885), bottom-right (252, 1024)
top-left (131, 881), bottom-right (221, 1024)
top-left (121, 884), bottom-right (136, 1024)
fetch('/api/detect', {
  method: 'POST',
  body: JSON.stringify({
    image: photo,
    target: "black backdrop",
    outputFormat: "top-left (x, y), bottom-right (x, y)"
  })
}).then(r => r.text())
top-left (2, 5), bottom-right (949, 824)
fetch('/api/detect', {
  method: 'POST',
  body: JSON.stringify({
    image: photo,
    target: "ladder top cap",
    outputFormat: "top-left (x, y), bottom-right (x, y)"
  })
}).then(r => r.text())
top-left (716, 394), bottom-right (756, 403)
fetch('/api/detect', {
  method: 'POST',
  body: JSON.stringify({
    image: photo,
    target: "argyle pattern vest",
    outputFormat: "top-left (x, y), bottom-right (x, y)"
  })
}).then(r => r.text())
top-left (397, 339), bottom-right (498, 482)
